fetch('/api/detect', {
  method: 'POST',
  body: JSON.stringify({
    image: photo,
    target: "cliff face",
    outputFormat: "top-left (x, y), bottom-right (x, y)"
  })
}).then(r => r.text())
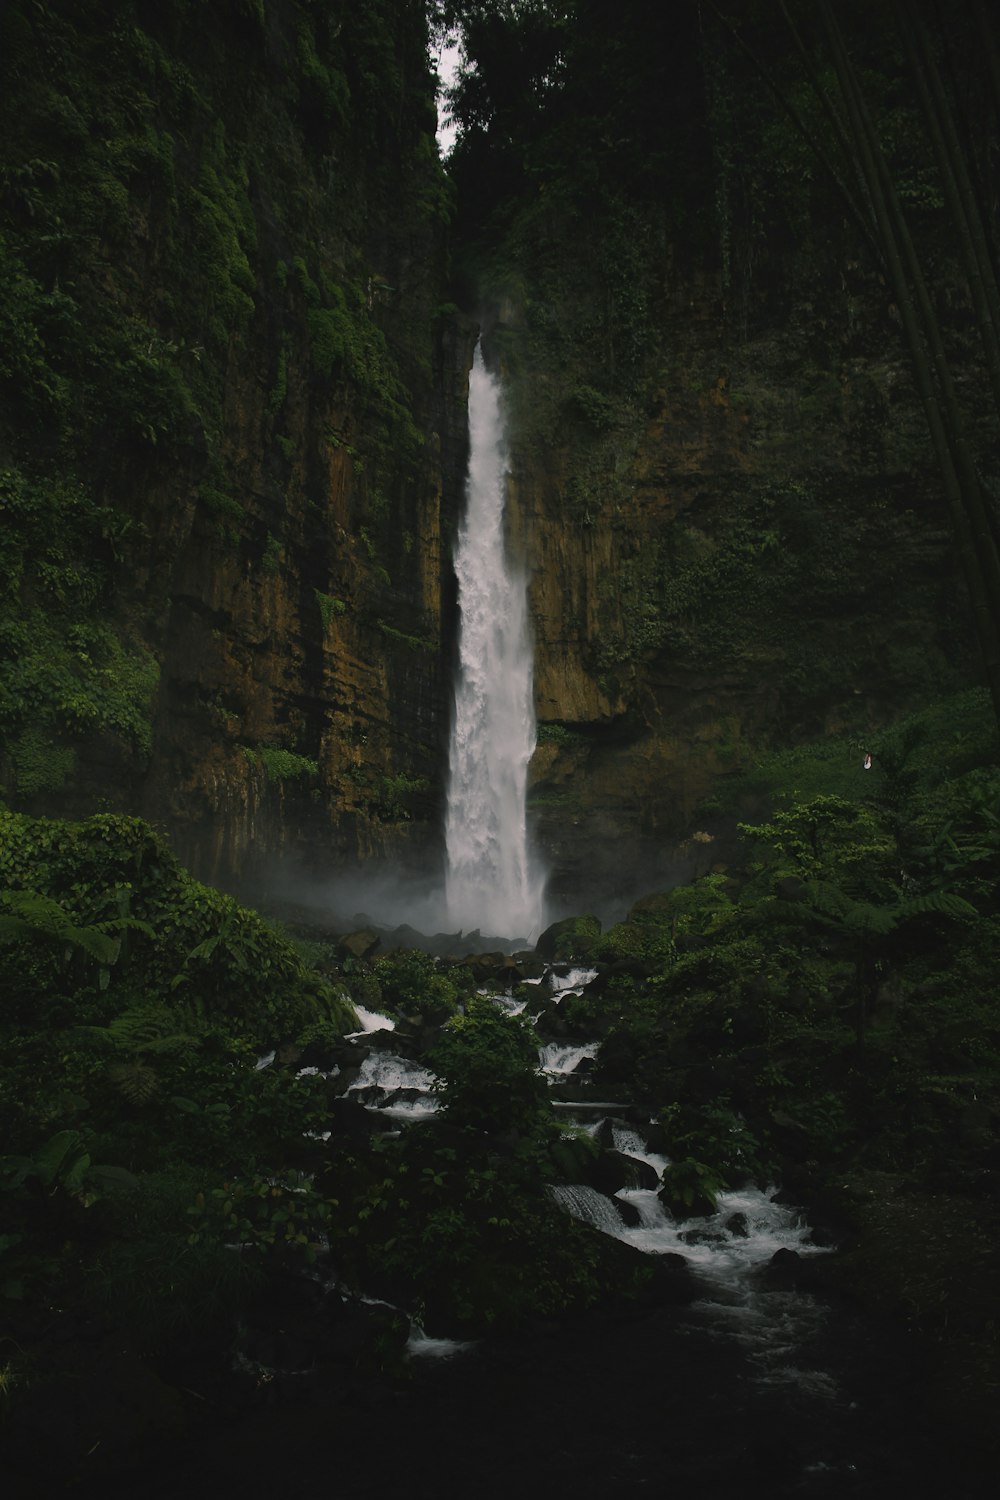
top-left (504, 258), bottom-right (970, 906)
top-left (456, 24), bottom-right (982, 909)
top-left (491, 221), bottom-right (976, 908)
top-left (0, 0), bottom-right (473, 891)
top-left (1, 1), bottom-right (986, 914)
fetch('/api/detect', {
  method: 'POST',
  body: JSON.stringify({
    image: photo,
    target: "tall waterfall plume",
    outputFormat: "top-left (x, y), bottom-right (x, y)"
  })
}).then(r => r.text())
top-left (445, 342), bottom-right (546, 941)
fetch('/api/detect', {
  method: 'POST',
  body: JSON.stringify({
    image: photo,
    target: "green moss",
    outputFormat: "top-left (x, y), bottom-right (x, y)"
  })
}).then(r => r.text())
top-left (377, 620), bottom-right (432, 652)
top-left (261, 533), bottom-right (281, 575)
top-left (314, 590), bottom-right (347, 629)
top-left (375, 772), bottom-right (430, 822)
top-left (247, 746), bottom-right (319, 783)
top-left (537, 722), bottom-right (588, 748)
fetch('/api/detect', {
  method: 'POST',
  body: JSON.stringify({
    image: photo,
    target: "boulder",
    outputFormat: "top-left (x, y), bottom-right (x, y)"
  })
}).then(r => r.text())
top-left (339, 928), bottom-right (381, 961)
top-left (470, 951), bottom-right (510, 980)
top-left (535, 915), bottom-right (602, 963)
top-left (327, 1095), bottom-right (379, 1139)
top-left (614, 1196), bottom-right (643, 1228)
top-left (593, 1148), bottom-right (659, 1195)
top-left (534, 1006), bottom-right (569, 1039)
top-left (757, 1247), bottom-right (824, 1291)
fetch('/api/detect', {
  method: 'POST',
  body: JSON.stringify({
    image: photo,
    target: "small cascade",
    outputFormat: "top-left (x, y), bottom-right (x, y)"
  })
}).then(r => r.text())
top-left (348, 1052), bottom-right (439, 1118)
top-left (610, 1121), bottom-right (669, 1179)
top-left (351, 1053), bottom-right (436, 1094)
top-left (549, 1182), bottom-right (629, 1237)
top-left (351, 1005), bottom-right (396, 1034)
top-left (492, 991), bottom-right (530, 1015)
top-left (444, 341), bottom-right (546, 940)
top-left (538, 1039), bottom-right (599, 1075)
top-left (406, 1325), bottom-right (474, 1360)
top-left (547, 1110), bottom-right (835, 1407)
top-left (548, 966), bottom-right (598, 998)
top-left (606, 1182), bottom-right (821, 1277)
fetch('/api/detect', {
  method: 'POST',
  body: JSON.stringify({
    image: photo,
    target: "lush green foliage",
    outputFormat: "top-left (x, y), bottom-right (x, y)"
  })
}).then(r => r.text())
top-left (0, 808), bottom-right (370, 1374)
top-left (373, 947), bottom-right (469, 1022)
top-left (245, 746), bottom-right (320, 783)
top-left (0, 0), bottom-right (449, 803)
top-left (592, 692), bottom-right (1000, 1193)
top-left (429, 995), bottom-right (549, 1132)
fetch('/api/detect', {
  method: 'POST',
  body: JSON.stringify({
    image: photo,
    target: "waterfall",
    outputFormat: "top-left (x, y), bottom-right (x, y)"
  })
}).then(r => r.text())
top-left (445, 340), bottom-right (546, 940)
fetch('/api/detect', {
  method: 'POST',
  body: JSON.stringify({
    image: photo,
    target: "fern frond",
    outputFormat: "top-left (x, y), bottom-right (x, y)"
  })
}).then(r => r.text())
top-left (897, 891), bottom-right (977, 922)
top-left (105, 1004), bottom-right (196, 1054)
top-left (0, 892), bottom-right (119, 964)
top-left (801, 880), bottom-right (852, 918)
top-left (108, 1060), bottom-right (160, 1105)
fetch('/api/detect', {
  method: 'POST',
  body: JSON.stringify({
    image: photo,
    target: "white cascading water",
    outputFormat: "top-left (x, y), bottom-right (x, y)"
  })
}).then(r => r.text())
top-left (445, 340), bottom-right (545, 939)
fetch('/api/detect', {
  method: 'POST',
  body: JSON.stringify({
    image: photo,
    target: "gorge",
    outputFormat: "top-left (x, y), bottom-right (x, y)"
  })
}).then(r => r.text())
top-left (1, 1), bottom-right (999, 1495)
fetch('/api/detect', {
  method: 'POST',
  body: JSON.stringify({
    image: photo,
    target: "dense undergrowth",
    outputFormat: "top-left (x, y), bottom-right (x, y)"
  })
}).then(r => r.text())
top-left (2, 687), bottom-right (997, 1431)
top-left (555, 689), bottom-right (1000, 1195)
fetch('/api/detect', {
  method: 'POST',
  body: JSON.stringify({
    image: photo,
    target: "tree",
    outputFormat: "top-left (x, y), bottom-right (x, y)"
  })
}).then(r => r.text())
top-left (428, 994), bottom-right (548, 1132)
top-left (707, 0), bottom-right (1000, 727)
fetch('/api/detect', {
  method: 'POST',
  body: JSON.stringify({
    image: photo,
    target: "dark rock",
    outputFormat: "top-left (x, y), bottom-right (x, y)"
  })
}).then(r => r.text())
top-left (327, 1095), bottom-right (379, 1138)
top-left (535, 915), bottom-right (602, 963)
top-left (297, 1036), bottom-right (340, 1071)
top-left (469, 951), bottom-right (509, 980)
top-left (329, 1063), bottom-right (363, 1095)
top-left (339, 928), bottom-right (381, 961)
top-left (349, 1085), bottom-right (387, 1106)
top-left (366, 1028), bottom-right (404, 1053)
top-left (592, 1148), bottom-right (659, 1195)
top-left (534, 1007), bottom-right (568, 1039)
top-left (757, 1247), bottom-right (824, 1291)
top-left (312, 1296), bottom-right (408, 1366)
top-left (594, 1236), bottom-right (698, 1308)
top-left (614, 1196), bottom-right (643, 1228)
top-left (725, 1211), bottom-right (750, 1237)
top-left (585, 957), bottom-right (650, 991)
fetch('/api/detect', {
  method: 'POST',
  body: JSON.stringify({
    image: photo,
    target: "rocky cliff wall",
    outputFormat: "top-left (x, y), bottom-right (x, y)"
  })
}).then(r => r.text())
top-left (483, 232), bottom-right (977, 912)
top-left (1, 1), bottom-right (986, 917)
top-left (0, 0), bottom-right (475, 895)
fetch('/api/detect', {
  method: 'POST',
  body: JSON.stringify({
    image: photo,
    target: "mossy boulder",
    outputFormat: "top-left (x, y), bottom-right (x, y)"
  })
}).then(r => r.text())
top-left (535, 914), bottom-right (602, 962)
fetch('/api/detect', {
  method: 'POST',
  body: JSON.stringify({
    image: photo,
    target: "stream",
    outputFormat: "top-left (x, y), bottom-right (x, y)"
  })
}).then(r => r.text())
top-left (71, 960), bottom-right (987, 1500)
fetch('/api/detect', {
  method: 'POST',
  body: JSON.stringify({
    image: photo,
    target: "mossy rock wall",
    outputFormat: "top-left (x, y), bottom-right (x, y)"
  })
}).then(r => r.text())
top-left (0, 0), bottom-right (468, 886)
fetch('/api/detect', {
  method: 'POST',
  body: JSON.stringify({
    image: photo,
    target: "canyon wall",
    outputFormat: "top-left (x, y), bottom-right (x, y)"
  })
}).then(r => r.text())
top-left (1, 0), bottom-right (473, 900)
top-left (1, 0), bottom-right (985, 916)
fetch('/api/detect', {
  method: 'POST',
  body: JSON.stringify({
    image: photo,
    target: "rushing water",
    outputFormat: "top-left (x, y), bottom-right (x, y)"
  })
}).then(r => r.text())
top-left (444, 341), bottom-right (545, 941)
top-left (85, 963), bottom-right (977, 1500)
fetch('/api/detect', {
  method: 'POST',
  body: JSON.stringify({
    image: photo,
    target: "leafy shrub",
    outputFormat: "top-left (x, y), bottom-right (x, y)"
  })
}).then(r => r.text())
top-left (373, 949), bottom-right (465, 1023)
top-left (429, 995), bottom-right (548, 1134)
top-left (246, 746), bottom-right (319, 782)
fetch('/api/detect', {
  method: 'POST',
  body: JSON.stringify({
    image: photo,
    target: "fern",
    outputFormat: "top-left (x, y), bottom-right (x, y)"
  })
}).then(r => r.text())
top-left (108, 1060), bottom-right (160, 1105)
top-left (0, 891), bottom-right (120, 964)
top-left (897, 891), bottom-right (977, 922)
top-left (800, 880), bottom-right (975, 936)
top-left (105, 1004), bottom-right (198, 1055)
